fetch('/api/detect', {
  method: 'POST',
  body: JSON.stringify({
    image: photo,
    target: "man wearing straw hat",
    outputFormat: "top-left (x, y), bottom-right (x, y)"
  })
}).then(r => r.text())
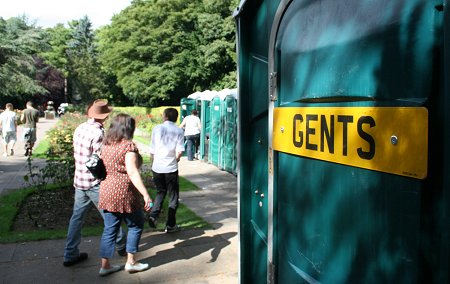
top-left (63, 100), bottom-right (126, 267)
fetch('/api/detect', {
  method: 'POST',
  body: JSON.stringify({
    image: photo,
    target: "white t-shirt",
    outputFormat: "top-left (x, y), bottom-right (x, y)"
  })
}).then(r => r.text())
top-left (0, 110), bottom-right (16, 132)
top-left (182, 115), bottom-right (201, 136)
top-left (150, 121), bottom-right (185, 173)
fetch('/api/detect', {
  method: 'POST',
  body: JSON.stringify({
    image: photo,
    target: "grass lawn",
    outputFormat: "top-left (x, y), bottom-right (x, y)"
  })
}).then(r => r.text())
top-left (0, 176), bottom-right (210, 243)
top-left (0, 137), bottom-right (210, 243)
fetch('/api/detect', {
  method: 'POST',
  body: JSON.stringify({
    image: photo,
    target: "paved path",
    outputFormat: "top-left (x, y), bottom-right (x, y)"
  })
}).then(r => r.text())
top-left (0, 118), bottom-right (239, 283)
top-left (0, 117), bottom-right (57, 195)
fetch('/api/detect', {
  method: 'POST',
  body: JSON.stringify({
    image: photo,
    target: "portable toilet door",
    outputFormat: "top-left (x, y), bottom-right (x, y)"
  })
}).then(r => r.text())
top-left (200, 99), bottom-right (211, 161)
top-left (180, 97), bottom-right (196, 123)
top-left (234, 0), bottom-right (273, 282)
top-left (220, 95), bottom-right (238, 174)
top-left (208, 96), bottom-right (222, 167)
top-left (271, 0), bottom-right (445, 283)
top-left (236, 0), bottom-right (450, 283)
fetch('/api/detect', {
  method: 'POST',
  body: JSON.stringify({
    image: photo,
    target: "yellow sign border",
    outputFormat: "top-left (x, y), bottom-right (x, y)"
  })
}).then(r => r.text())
top-left (273, 107), bottom-right (428, 179)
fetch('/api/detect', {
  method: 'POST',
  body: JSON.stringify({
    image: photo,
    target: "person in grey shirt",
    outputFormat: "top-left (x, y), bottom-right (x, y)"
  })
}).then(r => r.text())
top-left (20, 101), bottom-right (39, 156)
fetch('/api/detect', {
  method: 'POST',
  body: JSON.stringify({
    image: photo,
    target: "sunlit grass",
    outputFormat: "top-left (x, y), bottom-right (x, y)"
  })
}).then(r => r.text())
top-left (0, 107), bottom-right (208, 243)
top-left (0, 177), bottom-right (208, 243)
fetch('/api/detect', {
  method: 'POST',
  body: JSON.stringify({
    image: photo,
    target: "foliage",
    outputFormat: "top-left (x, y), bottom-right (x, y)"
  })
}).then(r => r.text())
top-left (23, 106), bottom-right (176, 187)
top-left (41, 17), bottom-right (128, 106)
top-left (113, 106), bottom-right (178, 134)
top-left (65, 16), bottom-right (109, 102)
top-left (1, 1), bottom-right (239, 108)
top-left (40, 23), bottom-right (70, 77)
top-left (24, 112), bottom-right (84, 187)
top-left (0, 16), bottom-right (49, 104)
top-left (34, 56), bottom-right (66, 105)
top-left (97, 0), bottom-right (239, 106)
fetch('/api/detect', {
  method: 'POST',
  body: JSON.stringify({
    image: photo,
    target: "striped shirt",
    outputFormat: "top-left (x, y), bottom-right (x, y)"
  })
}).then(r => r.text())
top-left (73, 119), bottom-right (104, 189)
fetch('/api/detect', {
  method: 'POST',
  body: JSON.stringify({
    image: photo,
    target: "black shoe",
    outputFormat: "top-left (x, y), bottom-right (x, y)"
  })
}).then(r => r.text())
top-left (165, 224), bottom-right (181, 233)
top-left (117, 248), bottom-right (127, 257)
top-left (63, 252), bottom-right (88, 267)
top-left (148, 216), bottom-right (157, 228)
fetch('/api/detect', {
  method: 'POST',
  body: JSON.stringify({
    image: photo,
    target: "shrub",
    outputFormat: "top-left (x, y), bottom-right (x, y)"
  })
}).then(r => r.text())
top-left (24, 112), bottom-right (85, 187)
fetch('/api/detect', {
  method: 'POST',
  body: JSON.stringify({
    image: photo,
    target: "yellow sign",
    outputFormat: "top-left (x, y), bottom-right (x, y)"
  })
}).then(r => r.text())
top-left (273, 107), bottom-right (428, 179)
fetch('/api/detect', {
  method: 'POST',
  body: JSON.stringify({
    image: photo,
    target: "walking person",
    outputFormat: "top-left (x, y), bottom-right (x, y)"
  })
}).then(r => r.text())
top-left (20, 101), bottom-right (39, 156)
top-left (179, 109), bottom-right (201, 161)
top-left (98, 113), bottom-right (152, 276)
top-left (63, 100), bottom-right (126, 267)
top-left (0, 103), bottom-right (17, 157)
top-left (147, 108), bottom-right (185, 232)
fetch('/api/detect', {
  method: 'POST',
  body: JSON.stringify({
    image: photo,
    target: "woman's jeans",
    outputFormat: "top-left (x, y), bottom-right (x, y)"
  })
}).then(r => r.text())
top-left (100, 210), bottom-right (145, 258)
top-left (63, 186), bottom-right (126, 261)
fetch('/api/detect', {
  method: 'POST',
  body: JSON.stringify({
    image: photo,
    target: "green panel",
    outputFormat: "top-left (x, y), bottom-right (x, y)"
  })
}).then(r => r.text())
top-left (277, 0), bottom-right (436, 104)
top-left (200, 100), bottom-right (211, 161)
top-left (208, 96), bottom-right (221, 166)
top-left (220, 95), bottom-right (237, 174)
top-left (272, 0), bottom-right (448, 283)
top-left (277, 155), bottom-right (420, 283)
top-left (236, 0), bottom-right (274, 281)
top-left (180, 98), bottom-right (196, 123)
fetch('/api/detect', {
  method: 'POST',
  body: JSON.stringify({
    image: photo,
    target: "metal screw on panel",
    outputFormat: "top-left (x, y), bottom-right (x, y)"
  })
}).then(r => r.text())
top-left (280, 127), bottom-right (284, 133)
top-left (257, 139), bottom-right (262, 144)
top-left (254, 190), bottom-right (259, 195)
top-left (259, 201), bottom-right (263, 207)
top-left (391, 135), bottom-right (398, 145)
top-left (260, 193), bottom-right (265, 198)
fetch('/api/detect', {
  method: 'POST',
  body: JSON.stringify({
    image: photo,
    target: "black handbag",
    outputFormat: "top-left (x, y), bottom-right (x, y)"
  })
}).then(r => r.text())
top-left (85, 153), bottom-right (107, 180)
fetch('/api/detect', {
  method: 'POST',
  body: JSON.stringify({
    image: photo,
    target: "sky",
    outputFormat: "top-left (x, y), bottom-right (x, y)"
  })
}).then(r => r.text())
top-left (0, 0), bottom-right (132, 29)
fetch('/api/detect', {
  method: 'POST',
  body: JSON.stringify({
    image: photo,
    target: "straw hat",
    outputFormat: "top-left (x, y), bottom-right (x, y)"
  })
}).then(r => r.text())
top-left (88, 100), bottom-right (113, 119)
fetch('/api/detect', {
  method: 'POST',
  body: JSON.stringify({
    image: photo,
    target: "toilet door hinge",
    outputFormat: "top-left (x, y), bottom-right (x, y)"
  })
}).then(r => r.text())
top-left (268, 261), bottom-right (275, 283)
top-left (269, 72), bottom-right (278, 101)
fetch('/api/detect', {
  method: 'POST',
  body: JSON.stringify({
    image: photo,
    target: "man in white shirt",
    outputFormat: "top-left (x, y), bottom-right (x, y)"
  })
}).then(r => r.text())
top-left (0, 103), bottom-right (17, 157)
top-left (148, 108), bottom-right (185, 232)
top-left (179, 109), bottom-right (201, 161)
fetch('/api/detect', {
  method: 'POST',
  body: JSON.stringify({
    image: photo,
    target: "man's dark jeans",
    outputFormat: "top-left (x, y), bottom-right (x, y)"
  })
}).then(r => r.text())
top-left (150, 171), bottom-right (179, 227)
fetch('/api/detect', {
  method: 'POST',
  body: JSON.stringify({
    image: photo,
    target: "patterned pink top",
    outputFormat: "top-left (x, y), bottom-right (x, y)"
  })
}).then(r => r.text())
top-left (99, 140), bottom-right (142, 213)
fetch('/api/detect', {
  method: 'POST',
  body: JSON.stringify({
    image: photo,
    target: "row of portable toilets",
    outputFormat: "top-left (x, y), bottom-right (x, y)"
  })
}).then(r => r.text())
top-left (180, 88), bottom-right (237, 175)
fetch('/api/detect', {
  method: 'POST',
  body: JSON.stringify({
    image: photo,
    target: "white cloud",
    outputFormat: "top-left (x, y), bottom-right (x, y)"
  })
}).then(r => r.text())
top-left (0, 0), bottom-right (132, 29)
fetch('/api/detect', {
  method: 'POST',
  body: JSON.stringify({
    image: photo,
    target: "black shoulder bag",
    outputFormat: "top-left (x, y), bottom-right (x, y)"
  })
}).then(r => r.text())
top-left (85, 153), bottom-right (107, 180)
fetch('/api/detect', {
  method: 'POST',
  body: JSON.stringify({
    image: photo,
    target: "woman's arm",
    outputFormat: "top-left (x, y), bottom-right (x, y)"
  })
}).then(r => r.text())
top-left (125, 151), bottom-right (152, 211)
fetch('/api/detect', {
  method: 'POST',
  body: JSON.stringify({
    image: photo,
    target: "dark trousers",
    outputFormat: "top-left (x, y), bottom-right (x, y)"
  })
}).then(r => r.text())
top-left (150, 171), bottom-right (179, 227)
top-left (186, 134), bottom-right (200, 161)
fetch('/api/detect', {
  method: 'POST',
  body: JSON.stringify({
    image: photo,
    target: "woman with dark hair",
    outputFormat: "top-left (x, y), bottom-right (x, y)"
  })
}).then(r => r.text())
top-left (97, 113), bottom-right (152, 276)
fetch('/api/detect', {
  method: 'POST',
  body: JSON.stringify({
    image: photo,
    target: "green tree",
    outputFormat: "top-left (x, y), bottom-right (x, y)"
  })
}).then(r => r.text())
top-left (66, 16), bottom-right (109, 103)
top-left (0, 16), bottom-right (48, 102)
top-left (40, 23), bottom-right (71, 103)
top-left (97, 0), bottom-right (238, 106)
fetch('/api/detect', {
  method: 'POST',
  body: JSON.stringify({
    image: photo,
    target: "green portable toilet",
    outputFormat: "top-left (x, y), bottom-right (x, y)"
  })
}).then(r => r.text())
top-left (208, 95), bottom-right (221, 167)
top-left (180, 97), bottom-right (196, 123)
top-left (235, 0), bottom-right (450, 283)
top-left (200, 99), bottom-right (211, 161)
top-left (220, 91), bottom-right (238, 174)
